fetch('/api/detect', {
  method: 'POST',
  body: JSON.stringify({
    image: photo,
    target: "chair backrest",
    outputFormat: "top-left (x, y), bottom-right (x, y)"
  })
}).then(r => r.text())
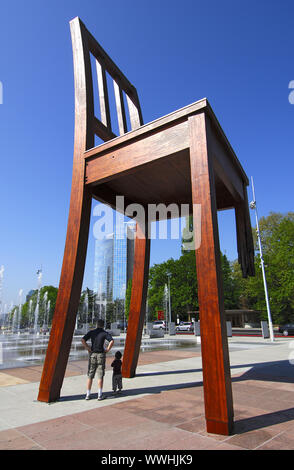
top-left (70, 17), bottom-right (143, 150)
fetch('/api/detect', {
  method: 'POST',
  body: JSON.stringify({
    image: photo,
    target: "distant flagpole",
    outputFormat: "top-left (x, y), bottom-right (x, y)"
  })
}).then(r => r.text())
top-left (249, 177), bottom-right (274, 342)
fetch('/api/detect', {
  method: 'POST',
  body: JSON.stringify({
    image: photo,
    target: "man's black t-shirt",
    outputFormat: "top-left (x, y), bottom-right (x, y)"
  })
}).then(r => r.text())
top-left (83, 328), bottom-right (113, 353)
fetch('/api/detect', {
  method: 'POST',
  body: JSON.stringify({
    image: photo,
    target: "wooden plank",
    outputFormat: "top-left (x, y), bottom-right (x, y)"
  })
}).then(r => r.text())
top-left (122, 220), bottom-right (150, 378)
top-left (207, 117), bottom-right (244, 202)
top-left (38, 18), bottom-right (94, 403)
top-left (242, 182), bottom-right (255, 276)
top-left (91, 184), bottom-right (137, 214)
top-left (235, 183), bottom-right (255, 277)
top-left (93, 116), bottom-right (116, 142)
top-left (85, 120), bottom-right (189, 185)
top-left (113, 80), bottom-right (128, 135)
top-left (84, 98), bottom-right (208, 160)
top-left (96, 60), bottom-right (111, 129)
top-left (189, 112), bottom-right (234, 435)
top-left (126, 94), bottom-right (142, 130)
top-left (205, 100), bottom-right (248, 184)
top-left (78, 16), bottom-right (137, 97)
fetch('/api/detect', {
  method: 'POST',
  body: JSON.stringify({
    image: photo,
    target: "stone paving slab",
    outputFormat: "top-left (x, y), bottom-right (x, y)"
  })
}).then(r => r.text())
top-left (0, 372), bottom-right (29, 387)
top-left (0, 337), bottom-right (293, 450)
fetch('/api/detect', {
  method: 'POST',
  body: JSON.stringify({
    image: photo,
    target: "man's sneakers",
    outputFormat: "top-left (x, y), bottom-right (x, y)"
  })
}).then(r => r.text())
top-left (85, 392), bottom-right (106, 401)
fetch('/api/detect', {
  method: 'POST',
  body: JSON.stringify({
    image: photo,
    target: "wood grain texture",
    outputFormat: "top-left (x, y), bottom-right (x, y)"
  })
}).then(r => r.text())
top-left (37, 19), bottom-right (254, 441)
top-left (189, 112), bottom-right (234, 435)
top-left (38, 17), bottom-right (94, 402)
top-left (235, 182), bottom-right (255, 277)
top-left (85, 120), bottom-right (189, 185)
top-left (96, 60), bottom-right (111, 129)
top-left (122, 220), bottom-right (150, 378)
top-left (113, 79), bottom-right (128, 135)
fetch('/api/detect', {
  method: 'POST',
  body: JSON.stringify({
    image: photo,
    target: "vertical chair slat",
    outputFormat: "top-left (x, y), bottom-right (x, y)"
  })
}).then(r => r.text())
top-left (113, 80), bottom-right (128, 135)
top-left (126, 94), bottom-right (143, 130)
top-left (96, 60), bottom-right (111, 130)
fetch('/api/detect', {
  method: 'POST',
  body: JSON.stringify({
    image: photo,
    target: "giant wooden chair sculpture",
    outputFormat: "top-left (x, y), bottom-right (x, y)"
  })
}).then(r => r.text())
top-left (38, 17), bottom-right (255, 436)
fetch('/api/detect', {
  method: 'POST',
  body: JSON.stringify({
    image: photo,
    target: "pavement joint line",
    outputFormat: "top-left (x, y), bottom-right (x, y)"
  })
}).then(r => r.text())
top-left (254, 430), bottom-right (285, 450)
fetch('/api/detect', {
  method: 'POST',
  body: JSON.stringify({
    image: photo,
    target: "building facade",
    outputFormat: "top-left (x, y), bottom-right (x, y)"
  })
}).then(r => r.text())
top-left (93, 233), bottom-right (113, 301)
top-left (93, 214), bottom-right (135, 305)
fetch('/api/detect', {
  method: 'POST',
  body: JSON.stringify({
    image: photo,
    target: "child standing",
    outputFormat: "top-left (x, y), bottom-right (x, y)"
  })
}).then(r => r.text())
top-left (111, 351), bottom-right (123, 394)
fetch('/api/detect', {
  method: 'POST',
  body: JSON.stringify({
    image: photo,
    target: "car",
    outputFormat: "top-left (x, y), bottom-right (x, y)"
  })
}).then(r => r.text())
top-left (176, 322), bottom-right (194, 332)
top-left (278, 324), bottom-right (294, 336)
top-left (152, 320), bottom-right (166, 330)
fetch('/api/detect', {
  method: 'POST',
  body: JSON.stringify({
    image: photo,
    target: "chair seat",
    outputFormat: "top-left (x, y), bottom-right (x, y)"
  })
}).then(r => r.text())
top-left (84, 98), bottom-right (248, 219)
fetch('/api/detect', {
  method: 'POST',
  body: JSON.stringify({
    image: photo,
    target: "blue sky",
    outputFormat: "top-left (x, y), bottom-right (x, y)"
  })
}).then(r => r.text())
top-left (0, 0), bottom-right (293, 308)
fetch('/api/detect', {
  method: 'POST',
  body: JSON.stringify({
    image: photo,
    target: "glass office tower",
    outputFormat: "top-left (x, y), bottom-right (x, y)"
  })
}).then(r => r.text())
top-left (93, 233), bottom-right (113, 301)
top-left (113, 220), bottom-right (136, 300)
top-left (93, 208), bottom-right (135, 303)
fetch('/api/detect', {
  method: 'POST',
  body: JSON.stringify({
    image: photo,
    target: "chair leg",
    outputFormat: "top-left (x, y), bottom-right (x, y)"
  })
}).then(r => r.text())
top-left (189, 113), bottom-right (234, 435)
top-left (37, 186), bottom-right (92, 403)
top-left (122, 220), bottom-right (150, 378)
top-left (235, 183), bottom-right (255, 278)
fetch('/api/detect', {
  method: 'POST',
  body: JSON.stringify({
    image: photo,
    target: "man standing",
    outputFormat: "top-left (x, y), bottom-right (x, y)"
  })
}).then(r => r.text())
top-left (81, 319), bottom-right (114, 400)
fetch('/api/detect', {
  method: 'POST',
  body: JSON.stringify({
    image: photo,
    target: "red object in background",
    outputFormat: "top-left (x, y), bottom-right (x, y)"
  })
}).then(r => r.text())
top-left (157, 310), bottom-right (164, 320)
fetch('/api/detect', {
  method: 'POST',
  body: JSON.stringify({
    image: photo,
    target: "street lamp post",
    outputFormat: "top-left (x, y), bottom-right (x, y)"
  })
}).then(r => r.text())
top-left (167, 272), bottom-right (172, 325)
top-left (249, 177), bottom-right (274, 342)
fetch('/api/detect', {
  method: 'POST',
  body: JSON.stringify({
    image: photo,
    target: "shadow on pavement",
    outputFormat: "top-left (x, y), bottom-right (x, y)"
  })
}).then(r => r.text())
top-left (59, 359), bottom-right (294, 435)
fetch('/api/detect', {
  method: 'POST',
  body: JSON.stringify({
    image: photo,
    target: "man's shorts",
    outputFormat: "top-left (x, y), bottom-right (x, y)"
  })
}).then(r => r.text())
top-left (87, 352), bottom-right (106, 379)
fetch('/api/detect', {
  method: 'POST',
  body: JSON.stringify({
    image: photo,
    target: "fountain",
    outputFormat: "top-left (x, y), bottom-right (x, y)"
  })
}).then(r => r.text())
top-left (12, 303), bottom-right (19, 333)
top-left (28, 299), bottom-right (33, 329)
top-left (33, 269), bottom-right (42, 334)
top-left (0, 267), bottom-right (199, 370)
top-left (42, 292), bottom-right (49, 332)
top-left (17, 289), bottom-right (23, 334)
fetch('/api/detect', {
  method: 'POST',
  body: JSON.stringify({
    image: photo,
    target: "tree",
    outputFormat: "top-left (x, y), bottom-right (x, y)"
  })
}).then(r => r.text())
top-left (220, 253), bottom-right (241, 309)
top-left (232, 212), bottom-right (294, 324)
top-left (15, 285), bottom-right (58, 328)
top-left (125, 279), bottom-right (132, 321)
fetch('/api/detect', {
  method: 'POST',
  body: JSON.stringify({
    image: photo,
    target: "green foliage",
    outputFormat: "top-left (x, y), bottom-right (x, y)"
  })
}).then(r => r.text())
top-left (7, 211), bottom-right (293, 330)
top-left (148, 250), bottom-right (241, 321)
top-left (125, 279), bottom-right (132, 320)
top-left (232, 212), bottom-right (294, 324)
top-left (14, 285), bottom-right (58, 328)
top-left (148, 254), bottom-right (197, 322)
top-left (148, 212), bottom-right (294, 326)
top-left (220, 254), bottom-right (241, 309)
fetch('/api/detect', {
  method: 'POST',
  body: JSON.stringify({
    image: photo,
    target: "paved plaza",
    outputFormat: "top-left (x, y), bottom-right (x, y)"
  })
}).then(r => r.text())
top-left (0, 336), bottom-right (294, 450)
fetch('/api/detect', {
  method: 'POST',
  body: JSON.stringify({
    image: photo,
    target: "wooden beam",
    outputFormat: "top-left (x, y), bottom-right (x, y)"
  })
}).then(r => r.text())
top-left (235, 182), bottom-right (255, 277)
top-left (96, 60), bottom-right (111, 129)
top-left (79, 17), bottom-right (137, 98)
top-left (113, 80), bottom-right (128, 135)
top-left (84, 99), bottom-right (207, 161)
top-left (85, 120), bottom-right (189, 185)
top-left (206, 117), bottom-right (244, 202)
top-left (38, 17), bottom-right (94, 403)
top-left (126, 93), bottom-right (142, 130)
top-left (93, 116), bottom-right (116, 142)
top-left (91, 184), bottom-right (138, 214)
top-left (189, 112), bottom-right (234, 435)
top-left (122, 220), bottom-right (150, 378)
